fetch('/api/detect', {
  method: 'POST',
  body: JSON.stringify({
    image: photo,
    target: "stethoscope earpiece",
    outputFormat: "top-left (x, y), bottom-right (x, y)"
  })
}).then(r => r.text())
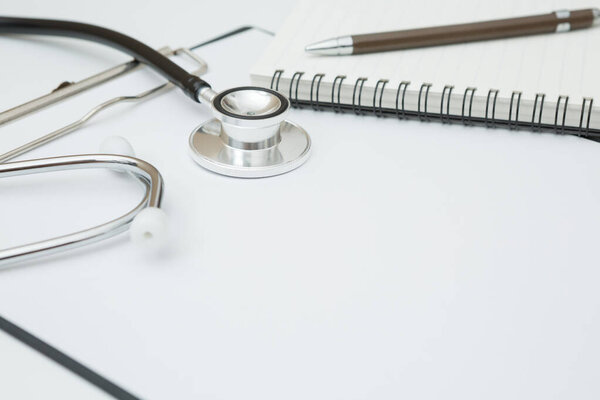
top-left (129, 206), bottom-right (168, 246)
top-left (99, 136), bottom-right (168, 246)
top-left (189, 86), bottom-right (311, 178)
top-left (99, 136), bottom-right (136, 158)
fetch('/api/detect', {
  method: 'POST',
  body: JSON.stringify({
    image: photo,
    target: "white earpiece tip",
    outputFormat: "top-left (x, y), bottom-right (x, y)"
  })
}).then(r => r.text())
top-left (99, 136), bottom-right (135, 157)
top-left (130, 207), bottom-right (167, 247)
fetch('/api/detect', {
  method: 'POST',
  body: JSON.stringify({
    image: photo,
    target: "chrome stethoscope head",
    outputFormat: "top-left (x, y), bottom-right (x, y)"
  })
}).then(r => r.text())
top-left (189, 86), bottom-right (311, 178)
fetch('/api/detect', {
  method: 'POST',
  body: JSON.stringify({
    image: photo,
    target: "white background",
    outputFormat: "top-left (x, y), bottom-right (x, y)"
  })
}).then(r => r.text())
top-left (1, 1), bottom-right (600, 399)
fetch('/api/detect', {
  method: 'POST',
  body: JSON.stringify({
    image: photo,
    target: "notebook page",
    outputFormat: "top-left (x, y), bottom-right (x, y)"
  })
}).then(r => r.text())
top-left (251, 0), bottom-right (600, 127)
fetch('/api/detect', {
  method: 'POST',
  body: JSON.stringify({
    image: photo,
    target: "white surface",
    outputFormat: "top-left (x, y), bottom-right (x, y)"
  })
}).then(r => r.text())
top-left (1, 1), bottom-right (600, 400)
top-left (251, 0), bottom-right (600, 127)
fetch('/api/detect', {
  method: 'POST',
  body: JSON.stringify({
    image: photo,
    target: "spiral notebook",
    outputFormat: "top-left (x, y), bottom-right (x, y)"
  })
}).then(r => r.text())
top-left (250, 0), bottom-right (600, 138)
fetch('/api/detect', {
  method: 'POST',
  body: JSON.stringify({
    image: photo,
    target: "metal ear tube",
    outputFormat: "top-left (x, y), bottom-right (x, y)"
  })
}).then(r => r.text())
top-left (0, 153), bottom-right (165, 268)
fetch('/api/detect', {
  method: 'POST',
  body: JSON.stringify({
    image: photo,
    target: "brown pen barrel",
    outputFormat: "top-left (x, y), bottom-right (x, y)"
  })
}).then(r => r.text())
top-left (352, 9), bottom-right (595, 54)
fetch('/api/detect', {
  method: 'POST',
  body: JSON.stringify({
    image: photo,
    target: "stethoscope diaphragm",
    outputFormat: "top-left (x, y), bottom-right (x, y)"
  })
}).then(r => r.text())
top-left (189, 87), bottom-right (311, 178)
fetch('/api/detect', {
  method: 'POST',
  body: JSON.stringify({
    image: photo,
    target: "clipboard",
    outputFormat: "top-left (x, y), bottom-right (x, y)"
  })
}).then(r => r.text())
top-left (0, 314), bottom-right (139, 400)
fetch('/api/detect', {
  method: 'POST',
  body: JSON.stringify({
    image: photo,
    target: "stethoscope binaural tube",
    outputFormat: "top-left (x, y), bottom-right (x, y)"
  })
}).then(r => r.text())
top-left (0, 16), bottom-right (211, 102)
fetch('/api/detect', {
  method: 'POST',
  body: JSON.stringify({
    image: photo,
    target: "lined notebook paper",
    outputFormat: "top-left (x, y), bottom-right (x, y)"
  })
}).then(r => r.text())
top-left (251, 0), bottom-right (600, 135)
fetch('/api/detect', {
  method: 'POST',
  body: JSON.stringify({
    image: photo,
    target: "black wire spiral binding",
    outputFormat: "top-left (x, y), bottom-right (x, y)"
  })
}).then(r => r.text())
top-left (531, 93), bottom-right (546, 132)
top-left (485, 89), bottom-right (499, 128)
top-left (579, 98), bottom-right (593, 137)
top-left (331, 75), bottom-right (346, 113)
top-left (418, 83), bottom-right (432, 122)
top-left (461, 87), bottom-right (476, 125)
top-left (508, 91), bottom-right (522, 130)
top-left (395, 81), bottom-right (411, 119)
top-left (440, 85), bottom-right (454, 124)
top-left (554, 95), bottom-right (569, 134)
top-left (289, 71), bottom-right (304, 108)
top-left (270, 69), bottom-right (283, 91)
top-left (352, 77), bottom-right (368, 115)
top-left (309, 73), bottom-right (325, 111)
top-left (373, 79), bottom-right (389, 117)
top-left (268, 70), bottom-right (598, 138)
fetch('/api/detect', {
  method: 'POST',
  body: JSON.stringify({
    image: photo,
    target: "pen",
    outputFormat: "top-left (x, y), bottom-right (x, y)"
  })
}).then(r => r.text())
top-left (305, 8), bottom-right (600, 55)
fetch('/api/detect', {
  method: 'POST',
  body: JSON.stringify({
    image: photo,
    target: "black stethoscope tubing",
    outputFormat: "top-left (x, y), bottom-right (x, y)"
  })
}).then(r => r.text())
top-left (0, 16), bottom-right (210, 102)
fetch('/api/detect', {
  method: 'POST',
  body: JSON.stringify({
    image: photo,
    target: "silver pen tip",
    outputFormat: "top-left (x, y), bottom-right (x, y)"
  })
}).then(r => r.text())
top-left (593, 8), bottom-right (600, 26)
top-left (305, 36), bottom-right (354, 56)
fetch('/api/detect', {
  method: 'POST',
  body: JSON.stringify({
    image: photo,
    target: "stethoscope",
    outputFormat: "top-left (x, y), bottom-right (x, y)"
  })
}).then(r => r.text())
top-left (0, 17), bottom-right (311, 267)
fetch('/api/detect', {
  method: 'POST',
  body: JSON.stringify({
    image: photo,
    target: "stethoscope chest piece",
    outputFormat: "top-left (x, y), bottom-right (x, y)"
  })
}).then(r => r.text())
top-left (189, 87), bottom-right (311, 178)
